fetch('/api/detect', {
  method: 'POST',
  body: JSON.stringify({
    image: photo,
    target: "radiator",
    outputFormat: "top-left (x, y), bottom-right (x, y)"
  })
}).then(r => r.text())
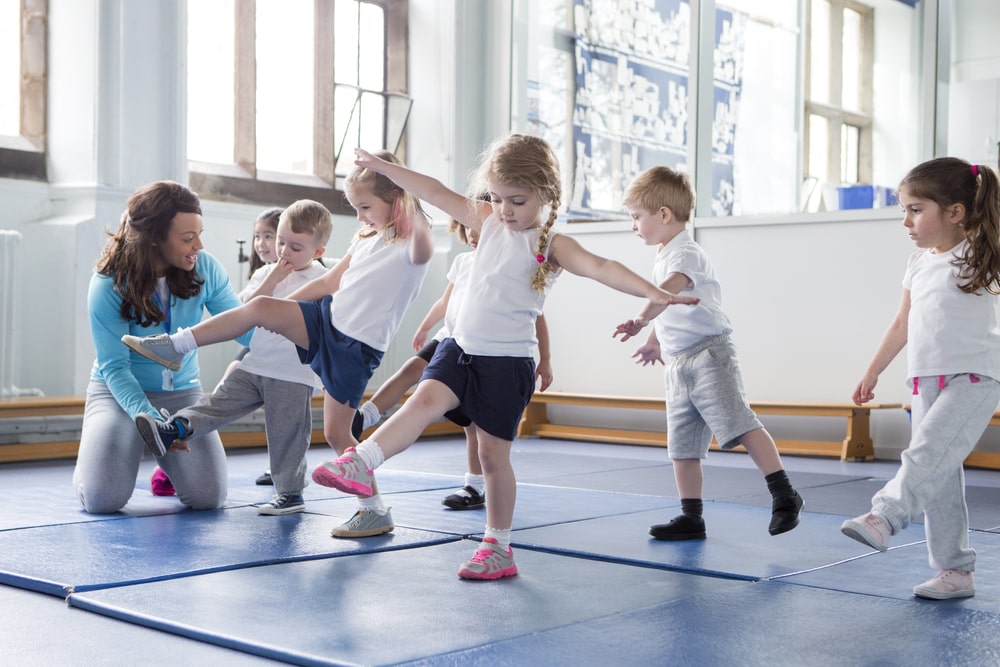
top-left (0, 230), bottom-right (42, 397)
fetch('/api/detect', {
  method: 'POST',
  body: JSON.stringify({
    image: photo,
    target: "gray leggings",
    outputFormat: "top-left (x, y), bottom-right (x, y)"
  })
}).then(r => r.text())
top-left (873, 373), bottom-right (1000, 572)
top-left (176, 368), bottom-right (313, 495)
top-left (73, 381), bottom-right (228, 513)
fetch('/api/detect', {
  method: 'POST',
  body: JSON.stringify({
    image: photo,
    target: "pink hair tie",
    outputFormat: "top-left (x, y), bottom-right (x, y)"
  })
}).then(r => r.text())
top-left (971, 165), bottom-right (979, 177)
top-left (536, 254), bottom-right (545, 264)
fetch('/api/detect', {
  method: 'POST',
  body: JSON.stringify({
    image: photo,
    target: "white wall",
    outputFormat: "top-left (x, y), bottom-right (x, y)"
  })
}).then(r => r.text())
top-left (3, 0), bottom-right (1000, 459)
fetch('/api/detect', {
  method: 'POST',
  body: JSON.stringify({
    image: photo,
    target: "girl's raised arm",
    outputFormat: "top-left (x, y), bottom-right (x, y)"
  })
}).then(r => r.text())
top-left (287, 255), bottom-right (351, 301)
top-left (354, 149), bottom-right (490, 231)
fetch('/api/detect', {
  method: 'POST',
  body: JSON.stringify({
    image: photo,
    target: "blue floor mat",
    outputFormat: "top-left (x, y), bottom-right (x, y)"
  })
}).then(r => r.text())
top-left (399, 580), bottom-right (1000, 667)
top-left (511, 504), bottom-right (927, 580)
top-left (777, 529), bottom-right (1000, 610)
top-left (1, 582), bottom-right (285, 666)
top-left (0, 507), bottom-right (456, 597)
top-left (69, 540), bottom-right (742, 667)
top-left (306, 482), bottom-right (679, 537)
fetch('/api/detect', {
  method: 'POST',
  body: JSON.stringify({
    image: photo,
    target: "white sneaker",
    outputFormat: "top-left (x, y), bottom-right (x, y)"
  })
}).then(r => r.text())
top-left (122, 333), bottom-right (186, 371)
top-left (913, 569), bottom-right (975, 600)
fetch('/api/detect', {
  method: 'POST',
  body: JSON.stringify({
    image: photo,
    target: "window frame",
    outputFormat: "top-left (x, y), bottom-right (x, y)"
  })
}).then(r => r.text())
top-left (804, 0), bottom-right (874, 186)
top-left (187, 0), bottom-right (409, 216)
top-left (0, 0), bottom-right (47, 182)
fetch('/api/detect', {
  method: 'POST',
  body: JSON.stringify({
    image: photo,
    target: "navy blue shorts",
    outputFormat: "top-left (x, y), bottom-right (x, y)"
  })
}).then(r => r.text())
top-left (414, 339), bottom-right (472, 427)
top-left (421, 338), bottom-right (534, 440)
top-left (297, 296), bottom-right (383, 408)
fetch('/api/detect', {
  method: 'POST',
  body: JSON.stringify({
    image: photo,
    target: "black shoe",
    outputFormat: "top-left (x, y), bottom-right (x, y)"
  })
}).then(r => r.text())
top-left (351, 410), bottom-right (365, 440)
top-left (769, 491), bottom-right (803, 535)
top-left (649, 514), bottom-right (706, 541)
top-left (255, 470), bottom-right (273, 486)
top-left (442, 485), bottom-right (486, 510)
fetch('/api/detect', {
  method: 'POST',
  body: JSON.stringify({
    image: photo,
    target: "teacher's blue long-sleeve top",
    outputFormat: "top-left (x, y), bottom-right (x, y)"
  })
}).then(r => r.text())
top-left (88, 251), bottom-right (253, 420)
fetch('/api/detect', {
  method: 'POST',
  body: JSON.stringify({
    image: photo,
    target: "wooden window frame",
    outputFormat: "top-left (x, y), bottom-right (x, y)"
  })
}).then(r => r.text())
top-left (188, 0), bottom-right (408, 216)
top-left (804, 0), bottom-right (874, 185)
top-left (0, 0), bottom-right (46, 182)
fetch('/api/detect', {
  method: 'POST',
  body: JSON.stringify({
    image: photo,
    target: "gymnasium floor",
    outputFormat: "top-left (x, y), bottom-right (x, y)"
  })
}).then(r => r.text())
top-left (4, 436), bottom-right (1000, 666)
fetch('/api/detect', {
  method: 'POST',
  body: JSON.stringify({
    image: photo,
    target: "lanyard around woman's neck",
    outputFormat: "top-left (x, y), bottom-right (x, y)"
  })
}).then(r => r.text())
top-left (152, 291), bottom-right (171, 333)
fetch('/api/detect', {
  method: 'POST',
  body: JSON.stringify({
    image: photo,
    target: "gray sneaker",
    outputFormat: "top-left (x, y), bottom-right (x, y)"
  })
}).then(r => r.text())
top-left (330, 508), bottom-right (394, 538)
top-left (122, 333), bottom-right (186, 371)
top-left (257, 493), bottom-right (305, 515)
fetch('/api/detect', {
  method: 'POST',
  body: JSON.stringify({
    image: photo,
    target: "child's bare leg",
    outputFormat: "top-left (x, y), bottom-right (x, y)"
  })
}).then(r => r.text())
top-left (368, 357), bottom-right (429, 415)
top-left (739, 427), bottom-right (783, 476)
top-left (362, 380), bottom-right (461, 460)
top-left (477, 430), bottom-right (514, 530)
top-left (465, 426), bottom-right (482, 475)
top-left (443, 424), bottom-right (484, 510)
top-left (650, 458), bottom-right (706, 541)
top-left (739, 427), bottom-right (803, 535)
top-left (192, 297), bottom-right (310, 350)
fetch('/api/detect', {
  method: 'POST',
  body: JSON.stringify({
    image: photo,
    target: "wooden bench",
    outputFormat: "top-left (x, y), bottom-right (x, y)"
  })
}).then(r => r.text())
top-left (0, 394), bottom-right (461, 464)
top-left (518, 391), bottom-right (902, 461)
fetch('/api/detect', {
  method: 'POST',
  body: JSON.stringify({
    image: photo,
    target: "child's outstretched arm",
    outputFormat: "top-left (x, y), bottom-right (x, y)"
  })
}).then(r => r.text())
top-left (287, 255), bottom-right (350, 302)
top-left (853, 289), bottom-right (910, 405)
top-left (613, 271), bottom-right (693, 341)
top-left (535, 314), bottom-right (554, 391)
top-left (549, 235), bottom-right (698, 327)
top-left (354, 148), bottom-right (490, 231)
top-left (412, 282), bottom-right (453, 350)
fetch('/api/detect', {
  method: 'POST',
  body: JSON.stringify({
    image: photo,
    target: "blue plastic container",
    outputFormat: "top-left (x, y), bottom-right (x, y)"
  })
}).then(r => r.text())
top-left (837, 185), bottom-right (874, 209)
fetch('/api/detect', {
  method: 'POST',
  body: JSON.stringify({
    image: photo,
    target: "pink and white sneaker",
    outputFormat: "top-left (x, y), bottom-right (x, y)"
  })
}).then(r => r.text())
top-left (149, 467), bottom-right (175, 497)
top-left (311, 447), bottom-right (374, 496)
top-left (458, 538), bottom-right (518, 580)
top-left (913, 569), bottom-right (975, 600)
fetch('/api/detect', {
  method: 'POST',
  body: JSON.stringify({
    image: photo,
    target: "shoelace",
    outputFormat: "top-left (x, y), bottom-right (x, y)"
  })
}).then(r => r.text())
top-left (470, 545), bottom-right (503, 565)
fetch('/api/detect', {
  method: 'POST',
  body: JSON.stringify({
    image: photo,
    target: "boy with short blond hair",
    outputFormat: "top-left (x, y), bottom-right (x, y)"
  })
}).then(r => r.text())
top-left (136, 199), bottom-right (334, 515)
top-left (615, 166), bottom-right (803, 540)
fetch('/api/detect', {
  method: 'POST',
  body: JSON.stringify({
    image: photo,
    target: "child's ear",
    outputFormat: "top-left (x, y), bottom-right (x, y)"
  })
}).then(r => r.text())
top-left (659, 206), bottom-right (674, 223)
top-left (313, 245), bottom-right (326, 259)
top-left (948, 203), bottom-right (966, 224)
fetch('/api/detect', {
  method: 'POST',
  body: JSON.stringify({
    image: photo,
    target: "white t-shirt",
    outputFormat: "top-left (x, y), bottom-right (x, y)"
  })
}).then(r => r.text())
top-left (652, 229), bottom-right (733, 355)
top-left (433, 250), bottom-right (475, 342)
top-left (330, 232), bottom-right (430, 351)
top-left (452, 215), bottom-right (560, 356)
top-left (238, 261), bottom-right (328, 388)
top-left (903, 241), bottom-right (1000, 380)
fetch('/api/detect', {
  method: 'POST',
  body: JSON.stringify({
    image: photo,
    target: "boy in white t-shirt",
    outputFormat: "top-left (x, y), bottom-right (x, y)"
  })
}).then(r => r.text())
top-left (135, 200), bottom-right (333, 515)
top-left (614, 166), bottom-right (803, 541)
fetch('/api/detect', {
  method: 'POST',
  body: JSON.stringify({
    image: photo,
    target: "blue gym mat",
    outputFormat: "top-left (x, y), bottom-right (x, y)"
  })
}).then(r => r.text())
top-left (1, 582), bottom-right (285, 666)
top-left (397, 580), bottom-right (1000, 667)
top-left (777, 529), bottom-right (1000, 610)
top-left (511, 502), bottom-right (928, 581)
top-left (306, 482), bottom-right (679, 537)
top-left (0, 506), bottom-right (456, 597)
top-left (68, 539), bottom-right (743, 666)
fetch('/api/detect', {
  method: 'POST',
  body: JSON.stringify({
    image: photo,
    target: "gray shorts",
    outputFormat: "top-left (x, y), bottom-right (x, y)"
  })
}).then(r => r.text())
top-left (664, 333), bottom-right (762, 459)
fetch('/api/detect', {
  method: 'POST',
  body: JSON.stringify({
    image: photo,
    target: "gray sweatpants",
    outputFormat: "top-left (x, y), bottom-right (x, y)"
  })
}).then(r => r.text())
top-left (176, 368), bottom-right (313, 495)
top-left (873, 372), bottom-right (1000, 572)
top-left (74, 380), bottom-right (228, 513)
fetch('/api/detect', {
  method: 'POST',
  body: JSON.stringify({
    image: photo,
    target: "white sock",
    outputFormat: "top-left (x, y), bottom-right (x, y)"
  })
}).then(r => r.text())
top-left (484, 526), bottom-right (511, 549)
top-left (359, 494), bottom-right (388, 515)
top-left (355, 439), bottom-right (385, 470)
top-left (170, 327), bottom-right (198, 354)
top-left (359, 400), bottom-right (381, 429)
top-left (465, 473), bottom-right (485, 494)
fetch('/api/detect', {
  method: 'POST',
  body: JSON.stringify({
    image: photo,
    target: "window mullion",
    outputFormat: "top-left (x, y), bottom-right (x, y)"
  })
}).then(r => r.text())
top-left (314, 0), bottom-right (335, 184)
top-left (234, 0), bottom-right (256, 176)
top-left (20, 0), bottom-right (45, 150)
top-left (826, 1), bottom-right (844, 184)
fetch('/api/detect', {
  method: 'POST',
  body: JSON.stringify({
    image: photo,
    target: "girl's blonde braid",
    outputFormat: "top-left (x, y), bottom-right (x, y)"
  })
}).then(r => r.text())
top-left (531, 206), bottom-right (559, 292)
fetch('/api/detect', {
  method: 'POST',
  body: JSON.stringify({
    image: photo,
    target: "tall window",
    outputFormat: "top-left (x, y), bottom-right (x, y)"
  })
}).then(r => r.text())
top-left (187, 0), bottom-right (410, 213)
top-left (805, 0), bottom-right (873, 188)
top-left (0, 0), bottom-right (46, 181)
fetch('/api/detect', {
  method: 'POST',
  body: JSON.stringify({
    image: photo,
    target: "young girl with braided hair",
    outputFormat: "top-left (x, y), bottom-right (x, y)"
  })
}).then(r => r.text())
top-left (842, 158), bottom-right (1000, 600)
top-left (312, 135), bottom-right (699, 579)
